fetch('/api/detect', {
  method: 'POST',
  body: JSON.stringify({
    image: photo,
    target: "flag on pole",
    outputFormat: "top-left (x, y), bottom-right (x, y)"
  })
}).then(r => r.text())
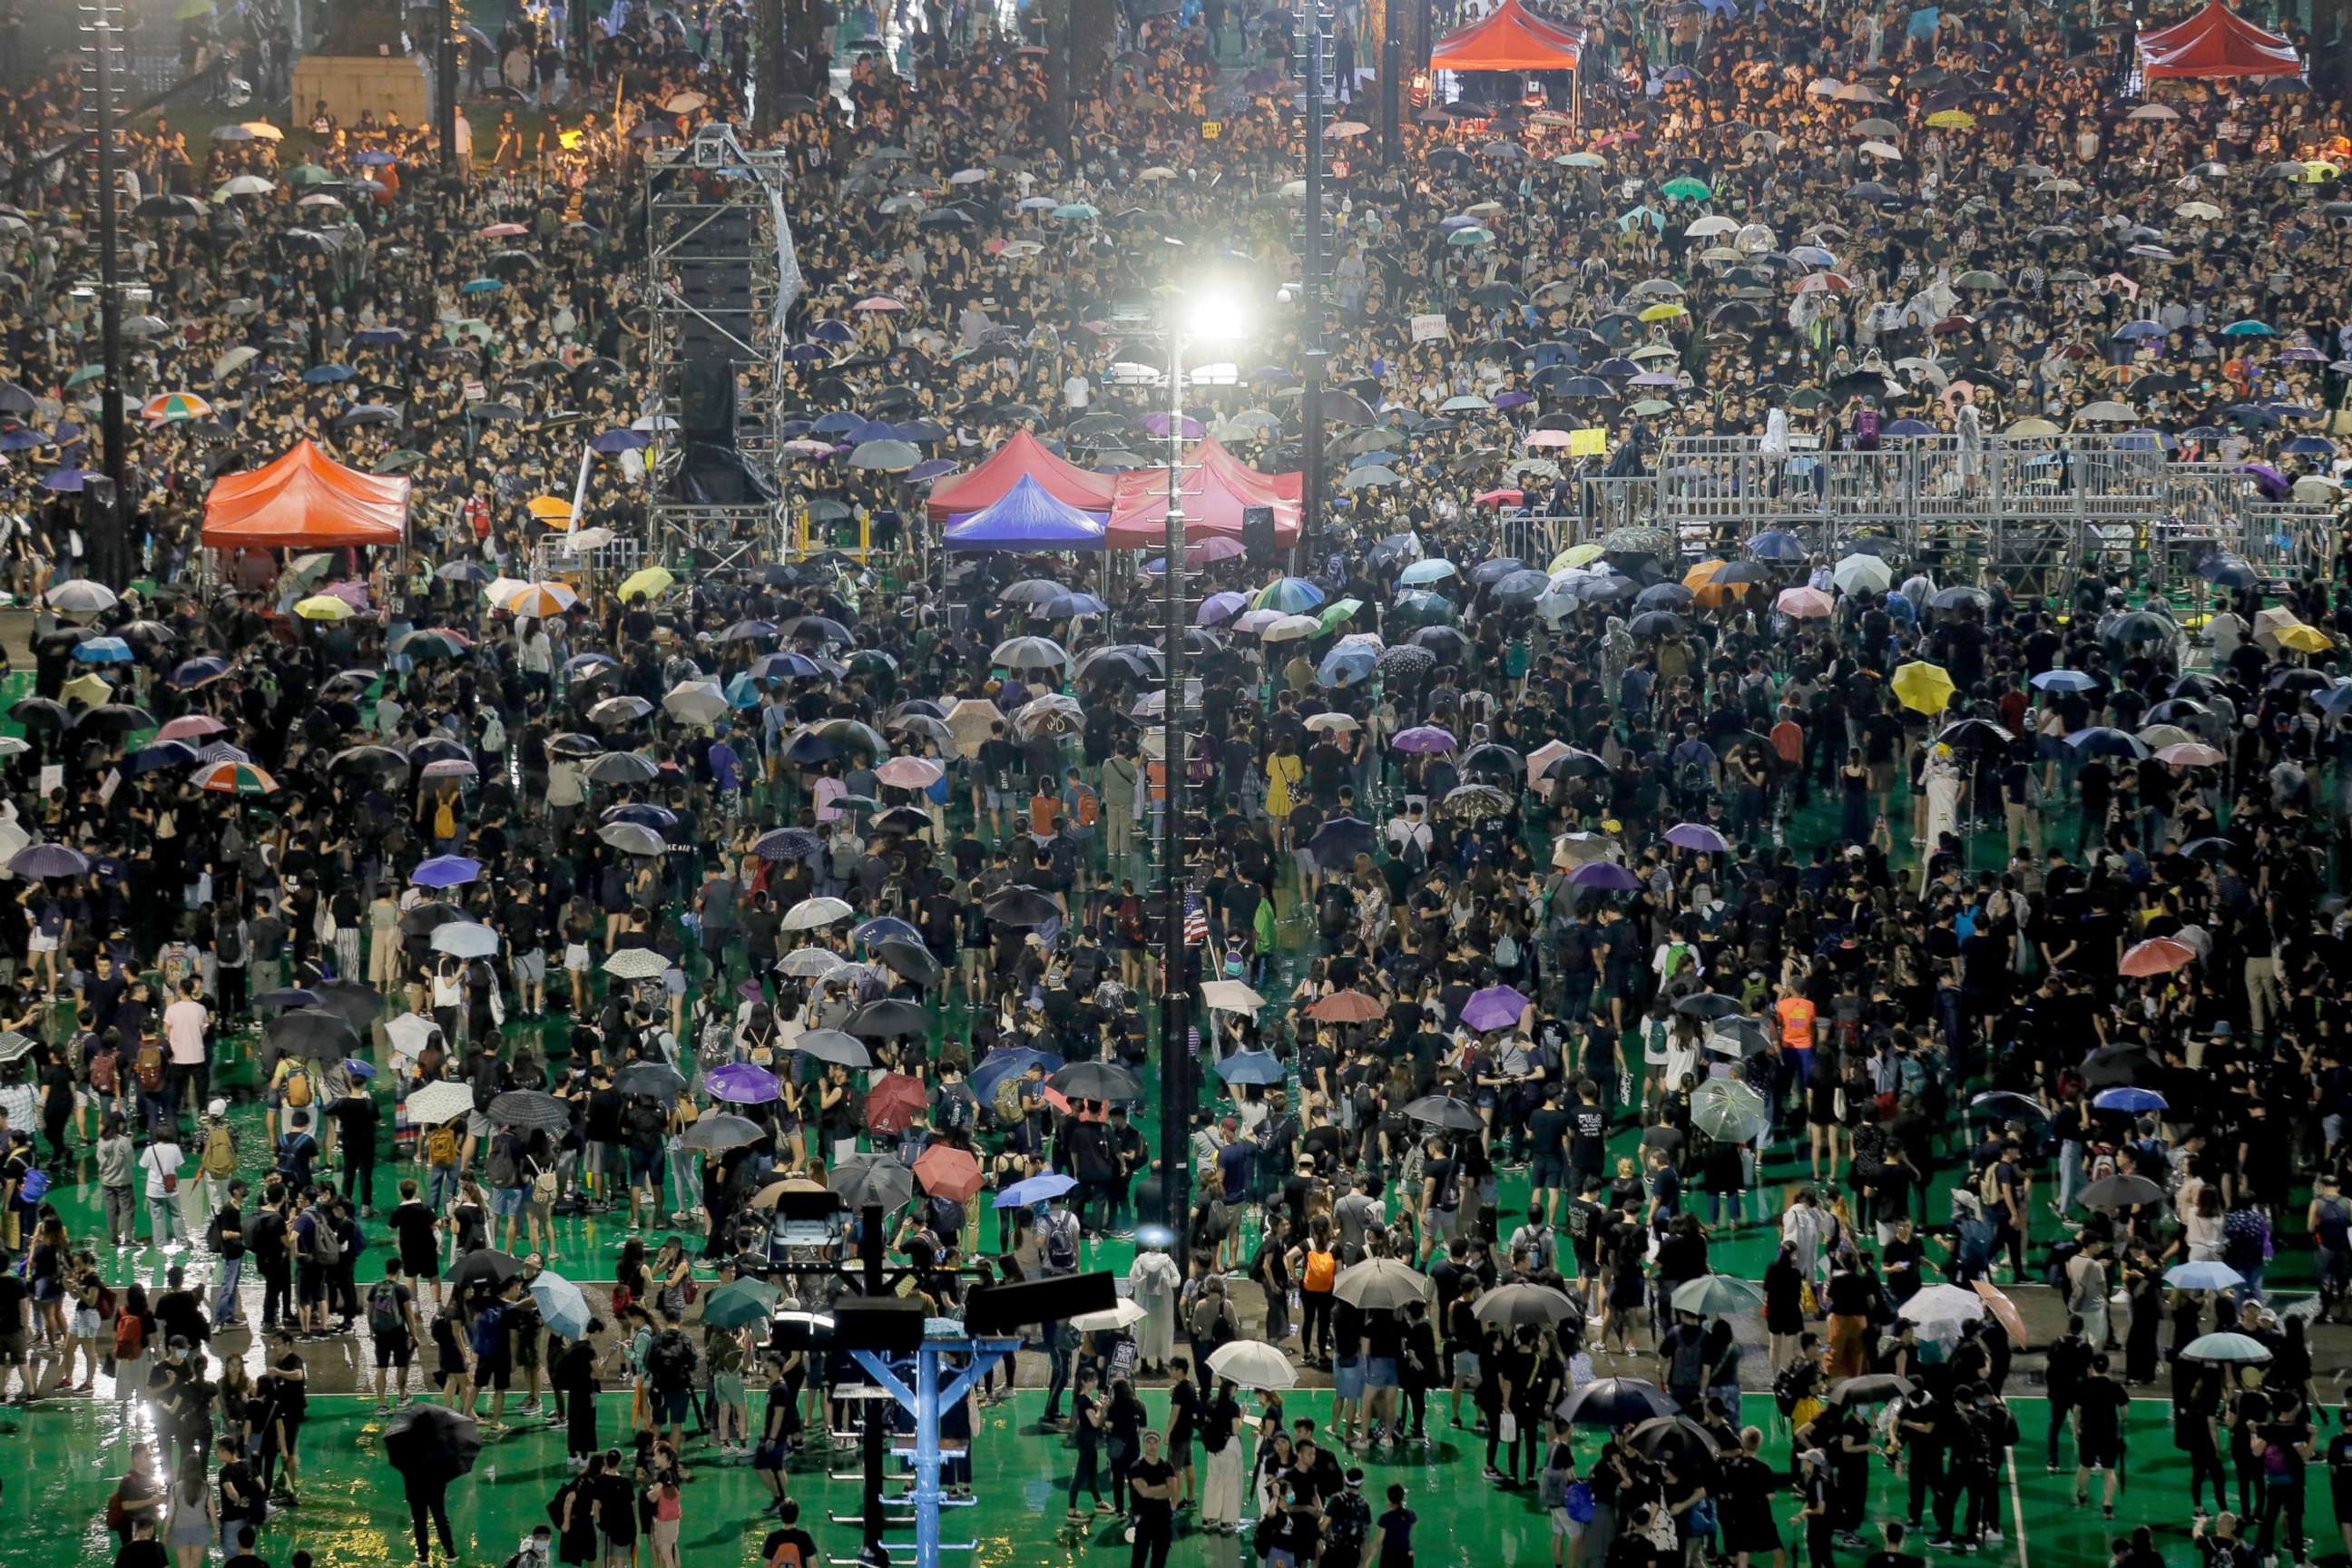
top-left (1182, 891), bottom-right (1209, 947)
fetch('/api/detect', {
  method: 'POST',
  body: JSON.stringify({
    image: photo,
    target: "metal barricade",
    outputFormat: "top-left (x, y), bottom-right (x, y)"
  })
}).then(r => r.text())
top-left (532, 534), bottom-right (644, 582)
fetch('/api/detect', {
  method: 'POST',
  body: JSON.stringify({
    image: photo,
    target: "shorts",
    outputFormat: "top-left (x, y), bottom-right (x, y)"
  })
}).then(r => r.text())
top-left (1451, 1350), bottom-right (1480, 1382)
top-left (1333, 1358), bottom-right (1366, 1401)
top-left (564, 944), bottom-right (592, 973)
top-left (1530, 1159), bottom-right (1565, 1191)
top-left (652, 1384), bottom-right (691, 1425)
top-left (1552, 1509), bottom-right (1585, 1541)
top-left (2080, 1442), bottom-right (2120, 1471)
top-left (630, 1149), bottom-right (662, 1184)
top-left (983, 788), bottom-right (1009, 811)
top-left (713, 1370), bottom-right (746, 1409)
top-left (1426, 1206), bottom-right (1457, 1240)
top-left (376, 1330), bottom-right (415, 1369)
top-left (754, 1441), bottom-right (789, 1471)
top-left (0, 1330), bottom-right (24, 1365)
top-left (662, 967), bottom-right (686, 996)
top-left (72, 1307), bottom-right (100, 1338)
top-left (514, 949), bottom-right (546, 983)
top-left (297, 1264), bottom-right (326, 1304)
top-left (1367, 1357), bottom-right (1399, 1390)
top-left (492, 1186), bottom-right (526, 1218)
top-left (466, 1111), bottom-right (494, 1141)
top-left (479, 1358), bottom-right (512, 1391)
top-left (27, 932), bottom-right (55, 955)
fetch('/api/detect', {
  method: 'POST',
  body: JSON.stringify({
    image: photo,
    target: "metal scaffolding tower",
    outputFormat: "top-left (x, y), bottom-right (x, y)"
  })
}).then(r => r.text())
top-left (1290, 0), bottom-right (1336, 564)
top-left (642, 122), bottom-right (804, 563)
top-left (78, 0), bottom-right (133, 588)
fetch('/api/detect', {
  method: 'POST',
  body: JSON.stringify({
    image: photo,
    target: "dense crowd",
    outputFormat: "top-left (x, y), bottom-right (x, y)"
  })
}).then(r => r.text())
top-left (0, 0), bottom-right (2348, 1566)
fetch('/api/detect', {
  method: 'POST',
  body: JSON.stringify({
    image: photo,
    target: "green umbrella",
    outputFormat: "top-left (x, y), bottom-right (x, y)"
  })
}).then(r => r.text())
top-left (698, 1278), bottom-right (781, 1329)
top-left (1316, 597), bottom-right (1363, 632)
top-left (1631, 398), bottom-right (1675, 415)
top-left (1661, 176), bottom-right (1712, 200)
top-left (1446, 226), bottom-right (1494, 247)
top-left (66, 365), bottom-right (105, 388)
top-left (375, 448), bottom-right (428, 472)
top-left (1670, 1274), bottom-right (1765, 1318)
top-left (283, 163), bottom-right (335, 187)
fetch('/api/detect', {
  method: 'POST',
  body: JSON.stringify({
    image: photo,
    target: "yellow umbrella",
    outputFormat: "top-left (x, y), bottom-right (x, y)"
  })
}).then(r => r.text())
top-left (1550, 543), bottom-right (1608, 573)
top-left (525, 495), bottom-right (573, 522)
top-left (61, 672), bottom-right (112, 708)
top-left (1891, 661), bottom-right (1956, 715)
top-left (1926, 109), bottom-right (1976, 130)
top-left (2278, 622), bottom-right (2333, 653)
top-left (617, 566), bottom-right (675, 601)
top-left (1682, 559), bottom-right (1730, 589)
top-left (505, 582), bottom-right (579, 618)
top-left (1637, 301), bottom-right (1690, 322)
top-left (2300, 160), bottom-right (2342, 182)
top-left (293, 594), bottom-right (354, 622)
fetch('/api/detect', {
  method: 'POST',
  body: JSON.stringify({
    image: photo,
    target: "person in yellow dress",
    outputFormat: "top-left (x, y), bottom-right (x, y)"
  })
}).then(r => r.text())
top-left (1265, 736), bottom-right (1305, 851)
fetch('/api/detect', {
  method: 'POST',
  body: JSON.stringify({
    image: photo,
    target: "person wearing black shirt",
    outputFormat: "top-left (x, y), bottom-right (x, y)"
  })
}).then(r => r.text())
top-left (2073, 1353), bottom-right (2131, 1522)
top-left (760, 1499), bottom-right (819, 1568)
top-left (1199, 1378), bottom-right (1245, 1535)
top-left (1526, 1087), bottom-right (1570, 1224)
top-left (1126, 1428), bottom-right (1177, 1568)
top-left (2251, 1396), bottom-right (2316, 1563)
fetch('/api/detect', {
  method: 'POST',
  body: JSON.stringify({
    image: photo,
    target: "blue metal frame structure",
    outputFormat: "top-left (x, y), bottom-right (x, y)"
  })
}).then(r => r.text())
top-left (845, 1336), bottom-right (1024, 1568)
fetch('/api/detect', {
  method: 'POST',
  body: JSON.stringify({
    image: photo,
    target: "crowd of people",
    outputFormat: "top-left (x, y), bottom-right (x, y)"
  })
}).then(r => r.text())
top-left (0, 0), bottom-right (2348, 1564)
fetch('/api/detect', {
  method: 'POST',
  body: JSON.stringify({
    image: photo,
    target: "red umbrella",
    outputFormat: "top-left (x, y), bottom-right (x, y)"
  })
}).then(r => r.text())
top-left (914, 1144), bottom-right (984, 1201)
top-left (1972, 1280), bottom-right (2028, 1347)
top-left (1474, 487), bottom-right (1524, 507)
top-left (2119, 936), bottom-right (2196, 977)
top-left (1307, 989), bottom-right (1385, 1024)
top-left (864, 1073), bottom-right (928, 1135)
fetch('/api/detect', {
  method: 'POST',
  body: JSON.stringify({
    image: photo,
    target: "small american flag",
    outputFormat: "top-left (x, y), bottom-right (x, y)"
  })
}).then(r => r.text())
top-left (1182, 892), bottom-right (1209, 947)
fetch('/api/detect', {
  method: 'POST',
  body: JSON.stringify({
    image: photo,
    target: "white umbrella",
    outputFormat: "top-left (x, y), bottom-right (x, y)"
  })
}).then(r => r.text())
top-left (1200, 980), bottom-right (1266, 1013)
top-left (430, 921), bottom-right (500, 959)
top-left (1207, 1340), bottom-right (1298, 1390)
top-left (405, 1080), bottom-right (475, 1125)
top-left (1071, 1299), bottom-right (1150, 1332)
top-left (1262, 613), bottom-right (1322, 642)
top-left (603, 948), bottom-right (671, 981)
top-left (778, 946), bottom-right (848, 977)
top-left (783, 896), bottom-right (855, 931)
top-left (1896, 1284), bottom-right (1986, 1325)
top-left (662, 680), bottom-right (729, 725)
top-left (1833, 554), bottom-right (1894, 594)
top-left (386, 1012), bottom-right (439, 1058)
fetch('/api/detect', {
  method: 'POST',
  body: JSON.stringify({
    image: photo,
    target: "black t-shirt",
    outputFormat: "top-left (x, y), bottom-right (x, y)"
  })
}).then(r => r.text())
top-left (1568, 1104), bottom-right (1608, 1169)
top-left (2077, 1377), bottom-right (2128, 1446)
top-left (113, 1543), bottom-right (168, 1568)
top-left (1527, 1106), bottom-right (1570, 1163)
top-left (391, 1201), bottom-right (436, 1258)
top-left (1130, 1455), bottom-right (1177, 1533)
top-left (760, 1529), bottom-right (818, 1568)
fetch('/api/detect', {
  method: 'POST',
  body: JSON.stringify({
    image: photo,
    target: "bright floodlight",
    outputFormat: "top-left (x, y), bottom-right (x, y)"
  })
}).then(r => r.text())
top-left (1186, 289), bottom-right (1248, 344)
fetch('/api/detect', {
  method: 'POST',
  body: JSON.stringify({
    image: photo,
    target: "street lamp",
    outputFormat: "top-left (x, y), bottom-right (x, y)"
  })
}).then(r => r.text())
top-left (1157, 288), bottom-right (1248, 1238)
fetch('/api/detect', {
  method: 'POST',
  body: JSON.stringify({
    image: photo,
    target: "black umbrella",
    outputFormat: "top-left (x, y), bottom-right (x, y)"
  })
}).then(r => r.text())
top-left (793, 1029), bottom-right (873, 1068)
top-left (985, 887), bottom-right (1061, 926)
top-left (871, 938), bottom-right (944, 987)
top-left (1049, 1061), bottom-right (1143, 1102)
top-left (310, 978), bottom-right (382, 1033)
top-left (1826, 1374), bottom-right (1917, 1406)
top-left (1672, 993), bottom-right (1742, 1022)
top-left (445, 1248), bottom-right (524, 1291)
top-left (681, 1113), bottom-right (768, 1153)
top-left (382, 1403), bottom-right (485, 1483)
top-left (1458, 742), bottom-right (1525, 786)
top-left (488, 1090), bottom-right (571, 1133)
top-left (1558, 1377), bottom-right (1680, 1427)
top-left (399, 901), bottom-right (467, 936)
top-left (829, 1154), bottom-right (917, 1211)
top-left (1475, 1282), bottom-right (1583, 1328)
top-left (846, 998), bottom-right (927, 1037)
top-left (1403, 1094), bottom-right (1483, 1132)
top-left (1627, 1415), bottom-right (1721, 1459)
top-left (2077, 1173), bottom-right (2165, 1210)
top-left (616, 1062), bottom-right (688, 1100)
top-left (267, 1007), bottom-right (361, 1062)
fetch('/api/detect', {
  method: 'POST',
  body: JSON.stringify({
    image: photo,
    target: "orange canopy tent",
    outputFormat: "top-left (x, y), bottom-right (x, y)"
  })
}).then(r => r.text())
top-left (1103, 437), bottom-right (1302, 547)
top-left (201, 440), bottom-right (409, 550)
top-left (1431, 0), bottom-right (1584, 72)
top-left (923, 430), bottom-right (1118, 527)
top-left (2138, 0), bottom-right (2300, 78)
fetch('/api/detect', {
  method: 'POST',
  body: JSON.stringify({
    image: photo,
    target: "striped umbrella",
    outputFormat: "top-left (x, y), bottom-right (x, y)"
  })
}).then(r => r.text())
top-left (503, 582), bottom-right (578, 618)
top-left (142, 391), bottom-right (211, 422)
top-left (195, 760), bottom-right (278, 795)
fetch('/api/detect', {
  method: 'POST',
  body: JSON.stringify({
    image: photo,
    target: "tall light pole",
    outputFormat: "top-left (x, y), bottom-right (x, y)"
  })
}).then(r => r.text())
top-left (1157, 293), bottom-right (1244, 1238)
top-left (83, 0), bottom-right (129, 588)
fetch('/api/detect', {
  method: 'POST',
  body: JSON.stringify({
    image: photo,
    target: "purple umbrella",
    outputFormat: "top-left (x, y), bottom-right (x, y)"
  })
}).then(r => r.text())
top-left (706, 1063), bottom-right (782, 1103)
top-left (1569, 860), bottom-right (1643, 891)
top-left (411, 855), bottom-right (482, 888)
top-left (1663, 822), bottom-right (1730, 853)
top-left (2240, 462), bottom-right (2290, 500)
top-left (1142, 412), bottom-right (1206, 439)
top-left (1493, 390), bottom-right (1535, 409)
top-left (1460, 985), bottom-right (1532, 1033)
top-left (1197, 591), bottom-right (1249, 625)
top-left (1391, 725), bottom-right (1458, 753)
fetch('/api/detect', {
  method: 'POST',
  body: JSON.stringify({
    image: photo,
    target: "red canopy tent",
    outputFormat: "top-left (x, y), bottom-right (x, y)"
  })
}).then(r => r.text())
top-left (201, 440), bottom-right (409, 549)
top-left (923, 430), bottom-right (1118, 526)
top-left (1431, 0), bottom-right (1584, 72)
top-left (1103, 438), bottom-right (1302, 547)
top-left (2138, 1), bottom-right (2300, 78)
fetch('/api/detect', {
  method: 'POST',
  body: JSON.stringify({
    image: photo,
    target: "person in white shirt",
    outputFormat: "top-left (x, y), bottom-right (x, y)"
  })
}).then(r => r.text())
top-left (1061, 372), bottom-right (1091, 410)
top-left (139, 1129), bottom-right (187, 1250)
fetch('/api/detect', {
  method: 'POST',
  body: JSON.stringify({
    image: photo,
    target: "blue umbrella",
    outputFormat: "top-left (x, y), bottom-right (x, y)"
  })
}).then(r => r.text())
top-left (353, 150), bottom-right (397, 166)
top-left (2315, 681), bottom-right (2352, 717)
top-left (351, 327), bottom-right (409, 346)
top-left (11, 844), bottom-right (90, 878)
top-left (342, 1058), bottom-right (377, 1080)
top-left (853, 916), bottom-right (922, 946)
top-left (590, 427), bottom-right (652, 454)
top-left (531, 1271), bottom-right (593, 1340)
top-left (2065, 726), bottom-right (2150, 760)
top-left (751, 652), bottom-right (824, 680)
top-left (412, 855), bottom-right (483, 888)
top-left (993, 1171), bottom-right (1078, 1209)
top-left (1255, 577), bottom-right (1326, 613)
top-left (2163, 1261), bottom-right (2244, 1291)
top-left (129, 740), bottom-right (200, 774)
top-left (438, 561), bottom-right (494, 583)
top-left (39, 468), bottom-right (86, 492)
top-left (460, 278), bottom-right (505, 294)
top-left (301, 363), bottom-right (356, 384)
top-left (1398, 558), bottom-right (1458, 586)
top-left (2029, 670), bottom-right (2097, 692)
top-left (72, 637), bottom-right (133, 663)
top-left (722, 674), bottom-right (763, 708)
top-left (969, 1046), bottom-right (1061, 1103)
top-left (0, 427), bottom-right (47, 452)
top-left (1216, 1050), bottom-right (1288, 1085)
top-left (1040, 592), bottom-right (1107, 619)
top-left (168, 656), bottom-right (230, 688)
top-left (1318, 644), bottom-right (1377, 688)
top-left (2092, 1086), bottom-right (2167, 1113)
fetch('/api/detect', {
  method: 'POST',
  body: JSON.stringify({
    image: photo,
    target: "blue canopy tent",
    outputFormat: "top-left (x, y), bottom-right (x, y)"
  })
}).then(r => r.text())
top-left (942, 473), bottom-right (1109, 550)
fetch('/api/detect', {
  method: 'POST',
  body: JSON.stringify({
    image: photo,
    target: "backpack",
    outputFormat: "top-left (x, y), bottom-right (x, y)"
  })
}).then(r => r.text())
top-left (17, 1169), bottom-right (46, 1204)
top-left (301, 1210), bottom-right (339, 1265)
top-left (87, 1041), bottom-right (118, 1096)
top-left (1494, 930), bottom-right (1521, 970)
top-left (215, 920), bottom-right (244, 966)
top-left (1302, 1245), bottom-right (1337, 1293)
top-left (425, 1123), bottom-right (460, 1168)
top-left (368, 1279), bottom-right (407, 1336)
top-left (991, 1074), bottom-right (1024, 1125)
top-left (767, 1537), bottom-right (809, 1568)
top-left (281, 1063), bottom-right (313, 1109)
top-left (1043, 1210), bottom-right (1079, 1273)
top-left (647, 1329), bottom-right (696, 1388)
top-left (1563, 1478), bottom-right (1597, 1524)
top-left (2043, 1239), bottom-right (2082, 1291)
top-left (1772, 1360), bottom-right (1810, 1416)
top-left (1853, 406), bottom-right (1881, 445)
top-left (134, 1043), bottom-right (166, 1093)
top-left (937, 1085), bottom-right (973, 1133)
top-left (697, 1017), bottom-right (735, 1071)
top-left (201, 1122), bottom-right (236, 1180)
top-left (1675, 756), bottom-right (1710, 799)
top-left (531, 1161), bottom-right (558, 1206)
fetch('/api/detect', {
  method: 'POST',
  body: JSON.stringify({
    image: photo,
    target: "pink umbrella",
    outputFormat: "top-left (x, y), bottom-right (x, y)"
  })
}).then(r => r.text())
top-left (875, 757), bottom-right (945, 789)
top-left (853, 296), bottom-right (909, 311)
top-left (2156, 742), bottom-right (2224, 768)
top-left (479, 221), bottom-right (528, 238)
top-left (324, 578), bottom-right (371, 608)
top-left (1527, 430), bottom-right (1576, 448)
top-left (159, 715), bottom-right (228, 741)
top-left (1776, 586), bottom-right (1834, 619)
top-left (2120, 936), bottom-right (2196, 976)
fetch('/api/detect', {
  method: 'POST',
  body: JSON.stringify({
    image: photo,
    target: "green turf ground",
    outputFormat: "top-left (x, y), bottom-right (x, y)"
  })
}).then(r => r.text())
top-left (0, 1389), bottom-right (2318, 1568)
